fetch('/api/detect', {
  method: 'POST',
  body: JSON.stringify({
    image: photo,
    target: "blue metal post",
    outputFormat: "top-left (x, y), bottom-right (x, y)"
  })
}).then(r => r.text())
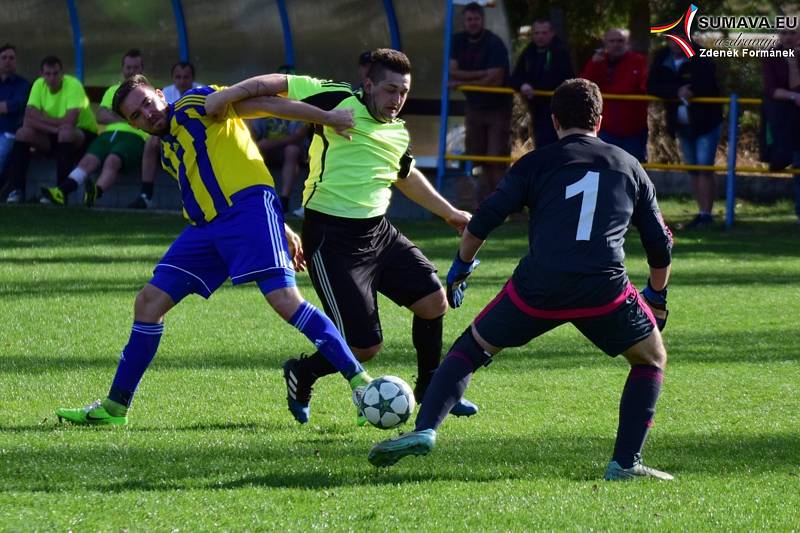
top-left (383, 0), bottom-right (402, 50)
top-left (725, 93), bottom-right (739, 230)
top-left (276, 0), bottom-right (296, 67)
top-left (170, 0), bottom-right (190, 62)
top-left (436, 0), bottom-right (454, 192)
top-left (65, 0), bottom-right (83, 82)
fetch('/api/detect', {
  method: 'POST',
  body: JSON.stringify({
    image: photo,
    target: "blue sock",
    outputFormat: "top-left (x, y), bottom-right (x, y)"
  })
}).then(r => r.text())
top-left (108, 321), bottom-right (164, 407)
top-left (289, 302), bottom-right (363, 380)
top-left (612, 365), bottom-right (664, 468)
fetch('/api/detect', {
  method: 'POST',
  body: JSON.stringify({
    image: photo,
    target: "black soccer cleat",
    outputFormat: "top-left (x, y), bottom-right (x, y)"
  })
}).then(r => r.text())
top-left (282, 357), bottom-right (314, 424)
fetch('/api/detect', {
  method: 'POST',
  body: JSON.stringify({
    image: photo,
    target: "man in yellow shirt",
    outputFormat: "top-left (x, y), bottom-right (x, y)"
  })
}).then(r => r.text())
top-left (42, 49), bottom-right (149, 207)
top-left (3, 55), bottom-right (97, 202)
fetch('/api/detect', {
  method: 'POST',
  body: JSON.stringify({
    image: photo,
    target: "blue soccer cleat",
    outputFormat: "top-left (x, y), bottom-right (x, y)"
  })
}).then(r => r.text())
top-left (368, 428), bottom-right (436, 467)
top-left (450, 398), bottom-right (479, 417)
top-left (282, 358), bottom-right (313, 424)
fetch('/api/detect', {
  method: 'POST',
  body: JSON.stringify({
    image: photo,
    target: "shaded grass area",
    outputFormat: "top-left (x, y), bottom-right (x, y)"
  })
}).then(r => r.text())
top-left (1, 201), bottom-right (799, 530)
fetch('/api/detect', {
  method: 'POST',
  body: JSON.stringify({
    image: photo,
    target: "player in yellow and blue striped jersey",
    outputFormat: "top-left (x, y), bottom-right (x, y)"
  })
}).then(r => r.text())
top-left (54, 75), bottom-right (372, 426)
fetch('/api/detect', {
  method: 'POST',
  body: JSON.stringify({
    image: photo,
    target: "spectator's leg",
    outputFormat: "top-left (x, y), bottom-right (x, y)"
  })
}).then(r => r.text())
top-left (279, 144), bottom-right (301, 213)
top-left (4, 126), bottom-right (51, 200)
top-left (484, 104), bottom-right (512, 199)
top-left (55, 126), bottom-right (85, 187)
top-left (59, 153), bottom-right (101, 196)
top-left (95, 153), bottom-right (122, 194)
top-left (139, 135), bottom-right (160, 202)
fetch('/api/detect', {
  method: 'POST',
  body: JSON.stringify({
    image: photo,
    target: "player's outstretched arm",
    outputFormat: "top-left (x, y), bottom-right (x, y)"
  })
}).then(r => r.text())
top-left (230, 96), bottom-right (354, 139)
top-left (205, 74), bottom-right (289, 117)
top-left (446, 229), bottom-right (484, 308)
top-left (394, 168), bottom-right (471, 233)
top-left (284, 223), bottom-right (306, 272)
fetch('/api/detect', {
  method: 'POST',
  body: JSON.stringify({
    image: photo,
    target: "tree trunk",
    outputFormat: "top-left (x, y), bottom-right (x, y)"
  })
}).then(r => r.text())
top-left (627, 0), bottom-right (650, 54)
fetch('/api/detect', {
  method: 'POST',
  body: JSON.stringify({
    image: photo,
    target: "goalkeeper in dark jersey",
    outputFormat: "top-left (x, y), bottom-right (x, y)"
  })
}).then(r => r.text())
top-left (207, 49), bottom-right (477, 425)
top-left (369, 78), bottom-right (675, 481)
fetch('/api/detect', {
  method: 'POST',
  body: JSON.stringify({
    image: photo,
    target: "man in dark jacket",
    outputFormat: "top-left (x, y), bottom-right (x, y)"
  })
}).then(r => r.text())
top-left (510, 19), bottom-right (574, 148)
top-left (648, 41), bottom-right (723, 229)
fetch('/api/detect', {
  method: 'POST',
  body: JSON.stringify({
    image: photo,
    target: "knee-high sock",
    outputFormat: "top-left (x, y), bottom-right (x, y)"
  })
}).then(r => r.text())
top-left (414, 329), bottom-right (489, 431)
top-left (108, 321), bottom-right (164, 407)
top-left (289, 302), bottom-right (363, 380)
top-left (412, 315), bottom-right (443, 402)
top-left (612, 365), bottom-right (664, 468)
top-left (54, 142), bottom-right (76, 186)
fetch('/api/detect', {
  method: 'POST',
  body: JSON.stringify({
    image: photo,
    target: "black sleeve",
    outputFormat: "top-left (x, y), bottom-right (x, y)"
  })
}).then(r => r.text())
top-left (631, 165), bottom-right (673, 268)
top-left (398, 149), bottom-right (414, 179)
top-left (646, 50), bottom-right (681, 99)
top-left (509, 47), bottom-right (528, 90)
top-left (467, 166), bottom-right (529, 240)
top-left (690, 58), bottom-right (719, 97)
top-left (301, 90), bottom-right (352, 111)
top-left (553, 47), bottom-right (575, 82)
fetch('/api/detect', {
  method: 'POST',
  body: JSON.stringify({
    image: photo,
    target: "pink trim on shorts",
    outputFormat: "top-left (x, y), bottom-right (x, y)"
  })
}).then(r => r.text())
top-left (504, 279), bottom-right (637, 320)
top-left (473, 281), bottom-right (511, 324)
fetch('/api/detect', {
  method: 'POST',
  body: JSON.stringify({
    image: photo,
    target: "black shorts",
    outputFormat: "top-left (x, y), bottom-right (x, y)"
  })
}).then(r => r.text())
top-left (302, 209), bottom-right (442, 348)
top-left (473, 279), bottom-right (656, 356)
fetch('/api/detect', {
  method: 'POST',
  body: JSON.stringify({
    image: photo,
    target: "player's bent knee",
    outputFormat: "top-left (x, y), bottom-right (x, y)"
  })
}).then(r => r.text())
top-left (622, 330), bottom-right (668, 369)
top-left (134, 284), bottom-right (174, 323)
top-left (352, 344), bottom-right (382, 362)
top-left (450, 327), bottom-right (495, 370)
top-left (265, 286), bottom-right (303, 321)
top-left (410, 289), bottom-right (448, 319)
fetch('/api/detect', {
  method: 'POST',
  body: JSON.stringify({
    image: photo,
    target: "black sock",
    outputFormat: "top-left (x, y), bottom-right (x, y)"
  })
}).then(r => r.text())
top-left (8, 141), bottom-right (31, 193)
top-left (298, 350), bottom-right (338, 380)
top-left (96, 185), bottom-right (104, 198)
top-left (60, 177), bottom-right (79, 195)
top-left (280, 195), bottom-right (290, 213)
top-left (414, 329), bottom-right (490, 431)
top-left (412, 314), bottom-right (443, 402)
top-left (54, 143), bottom-right (77, 186)
top-left (612, 365), bottom-right (663, 468)
top-left (141, 182), bottom-right (154, 199)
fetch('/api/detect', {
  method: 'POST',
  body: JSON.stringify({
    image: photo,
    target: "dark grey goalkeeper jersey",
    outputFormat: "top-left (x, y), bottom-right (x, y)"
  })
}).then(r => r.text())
top-left (468, 134), bottom-right (672, 311)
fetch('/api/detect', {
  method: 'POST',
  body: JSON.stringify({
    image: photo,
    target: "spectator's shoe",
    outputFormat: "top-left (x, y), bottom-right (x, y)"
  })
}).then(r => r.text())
top-left (449, 398), bottom-right (479, 417)
top-left (5, 189), bottom-right (23, 204)
top-left (282, 357), bottom-right (314, 424)
top-left (604, 457), bottom-right (674, 481)
top-left (83, 181), bottom-right (100, 207)
top-left (55, 399), bottom-right (128, 426)
top-left (40, 187), bottom-right (65, 206)
top-left (291, 206), bottom-right (305, 218)
top-left (684, 213), bottom-right (713, 230)
top-left (127, 193), bottom-right (152, 209)
top-left (368, 429), bottom-right (436, 467)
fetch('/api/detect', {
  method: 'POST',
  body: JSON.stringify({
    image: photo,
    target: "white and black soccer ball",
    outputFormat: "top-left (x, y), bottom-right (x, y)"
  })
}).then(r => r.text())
top-left (359, 376), bottom-right (416, 429)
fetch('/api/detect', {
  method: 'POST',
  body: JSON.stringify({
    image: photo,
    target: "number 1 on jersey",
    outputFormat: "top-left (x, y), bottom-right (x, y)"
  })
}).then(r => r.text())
top-left (565, 171), bottom-right (599, 241)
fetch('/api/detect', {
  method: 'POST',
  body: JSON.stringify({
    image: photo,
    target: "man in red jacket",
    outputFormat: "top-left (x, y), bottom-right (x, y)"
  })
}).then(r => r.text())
top-left (580, 28), bottom-right (648, 162)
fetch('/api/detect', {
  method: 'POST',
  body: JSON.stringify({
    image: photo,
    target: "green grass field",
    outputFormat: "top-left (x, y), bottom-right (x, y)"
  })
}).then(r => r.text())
top-left (1, 200), bottom-right (798, 530)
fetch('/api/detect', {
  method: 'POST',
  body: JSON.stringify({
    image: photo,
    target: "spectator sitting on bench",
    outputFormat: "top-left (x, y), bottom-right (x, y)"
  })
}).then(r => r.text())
top-left (3, 55), bottom-right (97, 203)
top-left (129, 61), bottom-right (202, 209)
top-left (0, 43), bottom-right (30, 188)
top-left (41, 49), bottom-right (149, 206)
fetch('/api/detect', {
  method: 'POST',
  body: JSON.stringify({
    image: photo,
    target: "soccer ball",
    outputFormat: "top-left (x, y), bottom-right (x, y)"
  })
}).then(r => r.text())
top-left (359, 376), bottom-right (416, 429)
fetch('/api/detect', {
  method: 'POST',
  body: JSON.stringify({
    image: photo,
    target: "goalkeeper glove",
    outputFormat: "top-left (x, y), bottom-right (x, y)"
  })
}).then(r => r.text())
top-left (640, 280), bottom-right (669, 331)
top-left (446, 253), bottom-right (480, 308)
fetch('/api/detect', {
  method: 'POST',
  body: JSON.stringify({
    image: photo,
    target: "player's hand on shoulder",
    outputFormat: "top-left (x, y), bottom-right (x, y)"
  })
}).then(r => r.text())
top-left (284, 223), bottom-right (306, 272)
top-left (445, 209), bottom-right (472, 235)
top-left (204, 91), bottom-right (227, 119)
top-left (640, 280), bottom-right (668, 331)
top-left (326, 108), bottom-right (355, 140)
top-left (446, 253), bottom-right (480, 308)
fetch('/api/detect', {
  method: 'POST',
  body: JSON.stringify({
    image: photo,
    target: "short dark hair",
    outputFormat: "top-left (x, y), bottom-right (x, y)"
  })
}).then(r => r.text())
top-left (358, 51), bottom-right (372, 66)
top-left (550, 78), bottom-right (603, 130)
top-left (171, 61), bottom-right (195, 77)
top-left (531, 18), bottom-right (553, 28)
top-left (366, 48), bottom-right (411, 83)
top-left (113, 73), bottom-right (152, 117)
top-left (0, 43), bottom-right (15, 55)
top-left (40, 55), bottom-right (62, 71)
top-left (123, 48), bottom-right (143, 66)
top-left (463, 2), bottom-right (484, 17)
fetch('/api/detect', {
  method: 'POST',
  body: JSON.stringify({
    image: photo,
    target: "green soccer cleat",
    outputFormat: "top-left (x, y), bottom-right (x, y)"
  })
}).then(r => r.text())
top-left (55, 399), bottom-right (128, 426)
top-left (604, 457), bottom-right (674, 481)
top-left (40, 186), bottom-right (66, 206)
top-left (368, 429), bottom-right (436, 467)
top-left (84, 181), bottom-right (100, 207)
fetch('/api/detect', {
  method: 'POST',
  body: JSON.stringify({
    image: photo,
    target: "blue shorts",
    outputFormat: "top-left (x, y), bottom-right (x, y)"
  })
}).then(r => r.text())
top-left (677, 124), bottom-right (721, 167)
top-left (150, 186), bottom-right (296, 303)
